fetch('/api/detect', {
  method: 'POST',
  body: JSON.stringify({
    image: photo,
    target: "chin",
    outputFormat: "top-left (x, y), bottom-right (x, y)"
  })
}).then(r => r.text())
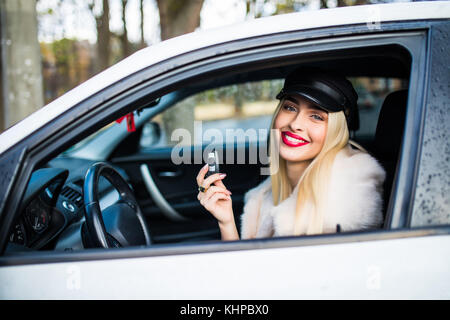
top-left (279, 146), bottom-right (316, 163)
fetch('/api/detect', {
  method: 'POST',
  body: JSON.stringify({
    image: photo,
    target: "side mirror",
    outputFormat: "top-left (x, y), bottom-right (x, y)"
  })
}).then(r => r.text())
top-left (140, 121), bottom-right (162, 148)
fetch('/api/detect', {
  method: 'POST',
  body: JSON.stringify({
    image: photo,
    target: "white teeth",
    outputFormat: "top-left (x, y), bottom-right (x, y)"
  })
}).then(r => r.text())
top-left (284, 134), bottom-right (306, 144)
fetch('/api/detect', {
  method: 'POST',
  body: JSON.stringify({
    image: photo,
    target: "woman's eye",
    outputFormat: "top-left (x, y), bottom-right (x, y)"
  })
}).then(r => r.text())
top-left (311, 114), bottom-right (324, 121)
top-left (283, 104), bottom-right (297, 112)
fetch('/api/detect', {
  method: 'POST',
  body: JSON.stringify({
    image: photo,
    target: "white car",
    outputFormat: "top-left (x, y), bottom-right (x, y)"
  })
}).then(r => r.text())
top-left (0, 2), bottom-right (449, 300)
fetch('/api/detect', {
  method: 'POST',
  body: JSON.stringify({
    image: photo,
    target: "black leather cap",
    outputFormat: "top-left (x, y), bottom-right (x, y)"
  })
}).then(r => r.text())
top-left (277, 67), bottom-right (358, 120)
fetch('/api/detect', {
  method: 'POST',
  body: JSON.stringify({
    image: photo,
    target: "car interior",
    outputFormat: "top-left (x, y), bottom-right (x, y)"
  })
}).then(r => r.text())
top-left (4, 43), bottom-right (412, 253)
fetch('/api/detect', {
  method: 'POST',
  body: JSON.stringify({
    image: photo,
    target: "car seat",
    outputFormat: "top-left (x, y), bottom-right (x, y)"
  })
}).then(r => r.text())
top-left (372, 89), bottom-right (408, 225)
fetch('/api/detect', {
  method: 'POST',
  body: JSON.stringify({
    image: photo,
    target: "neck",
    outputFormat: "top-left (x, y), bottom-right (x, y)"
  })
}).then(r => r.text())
top-left (286, 160), bottom-right (312, 189)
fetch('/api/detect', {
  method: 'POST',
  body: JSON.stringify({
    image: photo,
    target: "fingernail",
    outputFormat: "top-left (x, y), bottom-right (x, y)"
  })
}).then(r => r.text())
top-left (219, 174), bottom-right (226, 178)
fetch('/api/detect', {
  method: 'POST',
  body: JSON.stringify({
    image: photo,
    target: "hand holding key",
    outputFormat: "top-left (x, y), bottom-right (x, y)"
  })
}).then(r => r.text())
top-left (196, 163), bottom-right (233, 225)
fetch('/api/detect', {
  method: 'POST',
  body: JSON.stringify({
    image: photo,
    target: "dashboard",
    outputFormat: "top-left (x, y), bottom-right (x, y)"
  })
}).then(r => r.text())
top-left (7, 160), bottom-right (125, 252)
top-left (10, 191), bottom-right (55, 246)
top-left (8, 168), bottom-right (72, 250)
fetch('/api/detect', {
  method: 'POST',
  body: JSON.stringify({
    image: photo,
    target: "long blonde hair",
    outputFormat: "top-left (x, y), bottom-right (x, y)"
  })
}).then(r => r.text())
top-left (268, 99), bottom-right (352, 235)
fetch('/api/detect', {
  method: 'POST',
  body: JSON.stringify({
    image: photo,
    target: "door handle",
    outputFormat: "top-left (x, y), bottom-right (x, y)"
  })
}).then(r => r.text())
top-left (158, 170), bottom-right (182, 178)
top-left (140, 165), bottom-right (187, 222)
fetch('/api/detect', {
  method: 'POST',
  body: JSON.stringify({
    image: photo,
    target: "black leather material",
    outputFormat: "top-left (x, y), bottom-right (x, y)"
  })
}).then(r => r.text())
top-left (83, 162), bottom-right (152, 248)
top-left (373, 90), bottom-right (408, 216)
top-left (374, 90), bottom-right (408, 161)
top-left (276, 67), bottom-right (359, 130)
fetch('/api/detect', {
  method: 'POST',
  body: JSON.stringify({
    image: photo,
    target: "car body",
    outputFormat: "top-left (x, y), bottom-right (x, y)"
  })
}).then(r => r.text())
top-left (0, 2), bottom-right (449, 299)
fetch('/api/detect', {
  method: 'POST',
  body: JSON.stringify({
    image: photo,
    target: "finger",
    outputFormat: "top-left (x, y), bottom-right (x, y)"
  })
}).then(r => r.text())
top-left (196, 163), bottom-right (209, 187)
top-left (200, 188), bottom-right (230, 207)
top-left (213, 178), bottom-right (227, 189)
top-left (204, 193), bottom-right (230, 210)
top-left (205, 185), bottom-right (231, 196)
top-left (202, 173), bottom-right (227, 189)
top-left (198, 186), bottom-right (230, 204)
top-left (204, 186), bottom-right (231, 202)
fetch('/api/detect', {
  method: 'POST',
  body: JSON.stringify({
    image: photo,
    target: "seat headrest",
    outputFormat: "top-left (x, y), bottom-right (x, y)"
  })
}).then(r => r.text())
top-left (348, 101), bottom-right (359, 131)
top-left (374, 90), bottom-right (408, 161)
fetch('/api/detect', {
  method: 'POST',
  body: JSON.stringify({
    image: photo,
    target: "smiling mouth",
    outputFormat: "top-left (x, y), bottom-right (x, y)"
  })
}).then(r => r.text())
top-left (281, 131), bottom-right (310, 147)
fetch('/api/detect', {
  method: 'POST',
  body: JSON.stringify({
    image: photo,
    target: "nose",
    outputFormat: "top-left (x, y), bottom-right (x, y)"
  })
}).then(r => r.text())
top-left (289, 110), bottom-right (307, 132)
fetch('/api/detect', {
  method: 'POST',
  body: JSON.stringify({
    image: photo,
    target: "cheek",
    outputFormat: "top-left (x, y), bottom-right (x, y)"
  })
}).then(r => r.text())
top-left (273, 111), bottom-right (290, 129)
top-left (273, 114), bottom-right (282, 130)
top-left (309, 124), bottom-right (327, 146)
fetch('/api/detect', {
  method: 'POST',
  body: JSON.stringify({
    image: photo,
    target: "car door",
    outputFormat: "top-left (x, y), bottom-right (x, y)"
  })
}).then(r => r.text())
top-left (0, 15), bottom-right (449, 300)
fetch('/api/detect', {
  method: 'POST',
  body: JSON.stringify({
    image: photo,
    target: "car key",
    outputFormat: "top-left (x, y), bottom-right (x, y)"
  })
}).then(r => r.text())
top-left (205, 149), bottom-right (220, 179)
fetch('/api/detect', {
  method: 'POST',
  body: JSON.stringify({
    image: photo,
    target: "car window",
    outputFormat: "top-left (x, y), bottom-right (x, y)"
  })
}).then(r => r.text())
top-left (60, 122), bottom-right (115, 156)
top-left (351, 77), bottom-right (407, 143)
top-left (139, 77), bottom-right (407, 150)
top-left (139, 80), bottom-right (283, 149)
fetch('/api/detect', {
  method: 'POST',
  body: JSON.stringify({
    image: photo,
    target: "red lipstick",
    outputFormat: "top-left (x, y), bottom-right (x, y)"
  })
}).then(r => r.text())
top-left (281, 131), bottom-right (310, 147)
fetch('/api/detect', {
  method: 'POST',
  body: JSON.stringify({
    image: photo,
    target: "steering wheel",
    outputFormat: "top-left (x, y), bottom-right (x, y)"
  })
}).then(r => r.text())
top-left (83, 162), bottom-right (152, 248)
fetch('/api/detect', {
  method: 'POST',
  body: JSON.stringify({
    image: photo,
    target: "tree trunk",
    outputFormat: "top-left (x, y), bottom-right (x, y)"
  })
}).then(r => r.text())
top-left (121, 0), bottom-right (130, 57)
top-left (89, 0), bottom-right (111, 73)
top-left (98, 0), bottom-right (110, 71)
top-left (139, 0), bottom-right (145, 48)
top-left (246, 0), bottom-right (252, 17)
top-left (336, 0), bottom-right (371, 6)
top-left (156, 0), bottom-right (204, 40)
top-left (0, 0), bottom-right (44, 131)
top-left (156, 0), bottom-right (204, 146)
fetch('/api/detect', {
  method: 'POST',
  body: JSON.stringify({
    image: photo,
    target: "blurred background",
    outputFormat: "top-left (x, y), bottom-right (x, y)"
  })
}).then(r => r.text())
top-left (0, 0), bottom-right (415, 133)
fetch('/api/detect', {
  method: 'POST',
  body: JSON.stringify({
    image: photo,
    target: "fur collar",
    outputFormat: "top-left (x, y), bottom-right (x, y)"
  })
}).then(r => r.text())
top-left (240, 145), bottom-right (386, 239)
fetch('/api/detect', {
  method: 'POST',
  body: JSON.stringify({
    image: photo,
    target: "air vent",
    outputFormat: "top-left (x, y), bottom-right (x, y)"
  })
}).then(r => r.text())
top-left (61, 186), bottom-right (83, 208)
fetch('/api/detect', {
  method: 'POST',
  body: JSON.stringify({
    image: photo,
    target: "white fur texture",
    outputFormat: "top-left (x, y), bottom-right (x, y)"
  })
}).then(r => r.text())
top-left (240, 145), bottom-right (386, 239)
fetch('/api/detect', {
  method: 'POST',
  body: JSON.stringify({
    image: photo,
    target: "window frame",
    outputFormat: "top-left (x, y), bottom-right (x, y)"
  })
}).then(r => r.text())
top-left (410, 21), bottom-right (450, 227)
top-left (0, 22), bottom-right (440, 263)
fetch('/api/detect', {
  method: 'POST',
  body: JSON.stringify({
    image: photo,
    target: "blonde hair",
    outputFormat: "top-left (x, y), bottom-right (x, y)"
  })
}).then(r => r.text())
top-left (268, 100), bottom-right (354, 235)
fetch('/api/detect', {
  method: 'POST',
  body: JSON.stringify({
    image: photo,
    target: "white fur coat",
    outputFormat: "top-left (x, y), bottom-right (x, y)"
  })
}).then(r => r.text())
top-left (240, 145), bottom-right (386, 239)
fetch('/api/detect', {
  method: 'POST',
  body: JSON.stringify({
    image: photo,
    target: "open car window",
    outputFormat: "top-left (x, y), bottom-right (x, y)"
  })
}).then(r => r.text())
top-left (138, 77), bottom-right (408, 152)
top-left (3, 25), bottom-right (432, 259)
top-left (140, 80), bottom-right (283, 149)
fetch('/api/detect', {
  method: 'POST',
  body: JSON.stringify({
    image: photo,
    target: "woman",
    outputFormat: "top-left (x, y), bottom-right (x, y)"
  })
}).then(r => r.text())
top-left (196, 67), bottom-right (386, 241)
